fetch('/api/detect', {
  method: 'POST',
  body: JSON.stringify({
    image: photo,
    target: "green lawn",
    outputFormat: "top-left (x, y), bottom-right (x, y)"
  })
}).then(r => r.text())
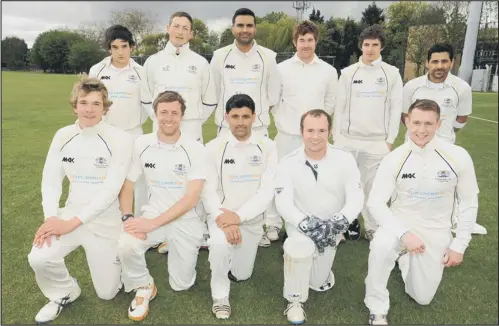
top-left (2, 71), bottom-right (498, 324)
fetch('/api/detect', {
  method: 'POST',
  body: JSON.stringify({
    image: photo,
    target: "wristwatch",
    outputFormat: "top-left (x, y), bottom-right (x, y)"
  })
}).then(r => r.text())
top-left (121, 213), bottom-right (134, 222)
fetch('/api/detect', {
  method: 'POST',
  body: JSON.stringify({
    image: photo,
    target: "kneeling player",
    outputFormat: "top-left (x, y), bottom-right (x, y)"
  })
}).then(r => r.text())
top-left (118, 91), bottom-right (209, 321)
top-left (28, 76), bottom-right (133, 323)
top-left (275, 109), bottom-right (364, 324)
top-left (203, 94), bottom-right (278, 319)
top-left (364, 99), bottom-right (479, 325)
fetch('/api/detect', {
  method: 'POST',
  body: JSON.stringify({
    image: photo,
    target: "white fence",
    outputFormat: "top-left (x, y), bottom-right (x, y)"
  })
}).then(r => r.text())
top-left (471, 65), bottom-right (498, 92)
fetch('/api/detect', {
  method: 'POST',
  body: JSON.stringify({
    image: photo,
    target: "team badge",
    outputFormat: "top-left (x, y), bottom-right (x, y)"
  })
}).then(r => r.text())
top-left (375, 77), bottom-right (386, 85)
top-left (162, 65), bottom-right (170, 72)
top-left (94, 157), bottom-right (108, 168)
top-left (248, 154), bottom-right (262, 166)
top-left (173, 163), bottom-right (187, 176)
top-left (187, 65), bottom-right (197, 74)
top-left (251, 63), bottom-right (262, 72)
top-left (127, 74), bottom-right (138, 83)
top-left (435, 170), bottom-right (451, 182)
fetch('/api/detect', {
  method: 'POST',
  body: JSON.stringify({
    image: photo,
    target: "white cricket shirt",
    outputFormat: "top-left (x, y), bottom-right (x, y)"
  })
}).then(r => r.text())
top-left (127, 132), bottom-right (209, 219)
top-left (210, 40), bottom-right (280, 129)
top-left (334, 56), bottom-right (403, 143)
top-left (274, 144), bottom-right (364, 229)
top-left (203, 132), bottom-right (278, 224)
top-left (273, 53), bottom-right (338, 135)
top-left (89, 56), bottom-right (153, 132)
top-left (143, 42), bottom-right (217, 122)
top-left (41, 121), bottom-right (133, 238)
top-left (367, 137), bottom-right (479, 253)
top-left (402, 73), bottom-right (472, 143)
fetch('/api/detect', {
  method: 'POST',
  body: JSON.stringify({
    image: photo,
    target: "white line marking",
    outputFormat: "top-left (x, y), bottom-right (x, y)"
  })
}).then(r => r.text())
top-left (469, 116), bottom-right (498, 124)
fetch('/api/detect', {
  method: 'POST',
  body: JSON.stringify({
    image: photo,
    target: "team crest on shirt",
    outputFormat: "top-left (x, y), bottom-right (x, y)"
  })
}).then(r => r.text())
top-left (250, 63), bottom-right (262, 72)
top-left (442, 98), bottom-right (453, 107)
top-left (187, 65), bottom-right (197, 74)
top-left (375, 77), bottom-right (386, 85)
top-left (127, 74), bottom-right (139, 83)
top-left (94, 157), bottom-right (108, 168)
top-left (173, 163), bottom-right (187, 176)
top-left (435, 170), bottom-right (451, 182)
top-left (248, 154), bottom-right (263, 166)
top-left (162, 65), bottom-right (171, 72)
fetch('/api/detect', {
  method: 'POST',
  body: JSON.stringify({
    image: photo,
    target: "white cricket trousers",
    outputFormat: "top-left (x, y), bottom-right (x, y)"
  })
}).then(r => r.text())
top-left (154, 119), bottom-right (204, 143)
top-left (364, 225), bottom-right (452, 314)
top-left (283, 225), bottom-right (341, 303)
top-left (334, 135), bottom-right (389, 233)
top-left (27, 224), bottom-right (122, 301)
top-left (207, 219), bottom-right (264, 300)
top-left (118, 216), bottom-right (204, 292)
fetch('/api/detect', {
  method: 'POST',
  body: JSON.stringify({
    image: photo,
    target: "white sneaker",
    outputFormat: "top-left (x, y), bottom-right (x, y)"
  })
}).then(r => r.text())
top-left (369, 314), bottom-right (388, 325)
top-left (212, 297), bottom-right (231, 319)
top-left (157, 241), bottom-right (169, 254)
top-left (259, 234), bottom-right (271, 247)
top-left (128, 283), bottom-right (157, 321)
top-left (284, 301), bottom-right (306, 324)
top-left (266, 226), bottom-right (280, 241)
top-left (35, 278), bottom-right (81, 323)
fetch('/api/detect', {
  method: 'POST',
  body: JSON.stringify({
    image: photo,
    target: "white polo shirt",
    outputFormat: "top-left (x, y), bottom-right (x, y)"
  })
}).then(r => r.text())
top-left (274, 144), bottom-right (364, 229)
top-left (204, 132), bottom-right (278, 224)
top-left (367, 137), bottom-right (479, 253)
top-left (273, 53), bottom-right (338, 135)
top-left (42, 120), bottom-right (133, 239)
top-left (210, 40), bottom-right (280, 129)
top-left (127, 132), bottom-right (208, 219)
top-left (143, 42), bottom-right (217, 122)
top-left (334, 56), bottom-right (403, 143)
top-left (89, 56), bottom-right (153, 132)
top-left (402, 73), bottom-right (472, 143)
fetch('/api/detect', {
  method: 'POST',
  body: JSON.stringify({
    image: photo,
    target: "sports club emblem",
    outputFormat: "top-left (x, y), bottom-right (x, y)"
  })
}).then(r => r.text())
top-left (248, 154), bottom-right (262, 166)
top-left (94, 157), bottom-right (108, 168)
top-left (127, 74), bottom-right (138, 83)
top-left (435, 170), bottom-right (451, 182)
top-left (187, 65), bottom-right (197, 74)
top-left (375, 76), bottom-right (386, 85)
top-left (162, 65), bottom-right (171, 72)
top-left (442, 98), bottom-right (453, 107)
top-left (173, 163), bottom-right (187, 176)
top-left (251, 63), bottom-right (262, 72)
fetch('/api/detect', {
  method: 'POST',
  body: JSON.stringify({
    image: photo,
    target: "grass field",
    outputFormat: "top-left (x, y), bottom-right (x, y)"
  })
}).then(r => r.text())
top-left (1, 71), bottom-right (498, 324)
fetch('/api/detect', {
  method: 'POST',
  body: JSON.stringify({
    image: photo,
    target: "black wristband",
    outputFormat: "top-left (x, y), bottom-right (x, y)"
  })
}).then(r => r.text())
top-left (121, 213), bottom-right (134, 222)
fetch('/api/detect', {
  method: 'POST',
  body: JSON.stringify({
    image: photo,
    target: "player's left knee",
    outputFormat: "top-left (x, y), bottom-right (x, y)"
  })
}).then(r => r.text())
top-left (169, 273), bottom-right (195, 292)
top-left (95, 285), bottom-right (119, 300)
top-left (232, 268), bottom-right (253, 281)
top-left (408, 289), bottom-right (436, 305)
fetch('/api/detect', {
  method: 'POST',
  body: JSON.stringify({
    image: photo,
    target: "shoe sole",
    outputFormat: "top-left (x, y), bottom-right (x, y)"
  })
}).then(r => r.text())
top-left (128, 285), bottom-right (157, 321)
top-left (288, 319), bottom-right (305, 324)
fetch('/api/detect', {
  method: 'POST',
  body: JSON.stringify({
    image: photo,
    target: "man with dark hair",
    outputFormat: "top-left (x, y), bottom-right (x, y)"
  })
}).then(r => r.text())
top-left (275, 109), bottom-right (364, 324)
top-left (333, 24), bottom-right (403, 241)
top-left (267, 20), bottom-right (339, 246)
top-left (202, 93), bottom-right (278, 319)
top-left (117, 90), bottom-right (211, 321)
top-left (89, 24), bottom-right (153, 218)
top-left (365, 99), bottom-right (479, 325)
top-left (400, 43), bottom-right (486, 235)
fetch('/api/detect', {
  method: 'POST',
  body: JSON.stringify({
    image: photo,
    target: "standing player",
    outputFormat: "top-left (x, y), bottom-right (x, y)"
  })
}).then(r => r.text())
top-left (364, 99), bottom-right (479, 325)
top-left (117, 91), bottom-right (209, 321)
top-left (333, 24), bottom-right (403, 241)
top-left (203, 94), bottom-right (278, 319)
top-left (275, 109), bottom-right (364, 324)
top-left (28, 76), bottom-right (133, 323)
top-left (270, 20), bottom-right (338, 245)
top-left (401, 43), bottom-right (486, 235)
top-left (143, 11), bottom-right (218, 142)
top-left (210, 7), bottom-right (280, 245)
top-left (89, 24), bottom-right (152, 218)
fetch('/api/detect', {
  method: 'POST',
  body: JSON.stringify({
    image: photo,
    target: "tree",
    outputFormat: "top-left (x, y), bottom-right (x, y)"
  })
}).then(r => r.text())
top-left (190, 18), bottom-right (210, 53)
top-left (1, 36), bottom-right (28, 69)
top-left (109, 9), bottom-right (158, 49)
top-left (76, 21), bottom-right (108, 48)
top-left (406, 25), bottom-right (445, 77)
top-left (219, 27), bottom-right (233, 47)
top-left (262, 11), bottom-right (287, 24)
top-left (361, 1), bottom-right (385, 29)
top-left (137, 32), bottom-right (168, 56)
top-left (340, 18), bottom-right (361, 69)
top-left (309, 7), bottom-right (325, 24)
top-left (68, 40), bottom-right (106, 73)
top-left (316, 17), bottom-right (343, 59)
top-left (437, 1), bottom-right (469, 66)
top-left (206, 31), bottom-right (220, 54)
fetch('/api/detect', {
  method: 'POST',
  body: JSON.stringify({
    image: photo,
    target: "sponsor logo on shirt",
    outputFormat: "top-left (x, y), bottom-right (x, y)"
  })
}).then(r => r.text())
top-left (145, 162), bottom-right (156, 169)
top-left (62, 157), bottom-right (75, 163)
top-left (248, 154), bottom-right (262, 166)
top-left (187, 65), bottom-right (197, 74)
top-left (109, 91), bottom-right (133, 99)
top-left (250, 64), bottom-right (262, 72)
top-left (162, 65), bottom-right (170, 72)
top-left (94, 157), bottom-right (108, 168)
top-left (229, 76), bottom-right (259, 86)
top-left (375, 77), bottom-right (386, 85)
top-left (127, 74), bottom-right (139, 83)
top-left (435, 170), bottom-right (451, 182)
top-left (406, 188), bottom-right (444, 200)
top-left (401, 173), bottom-right (416, 179)
top-left (173, 163), bottom-right (187, 176)
top-left (225, 64), bottom-right (236, 69)
top-left (228, 173), bottom-right (260, 183)
top-left (150, 179), bottom-right (183, 189)
top-left (224, 158), bottom-right (236, 164)
top-left (353, 80), bottom-right (363, 84)
top-left (69, 175), bottom-right (105, 184)
top-left (101, 76), bottom-right (111, 80)
top-left (356, 90), bottom-right (386, 98)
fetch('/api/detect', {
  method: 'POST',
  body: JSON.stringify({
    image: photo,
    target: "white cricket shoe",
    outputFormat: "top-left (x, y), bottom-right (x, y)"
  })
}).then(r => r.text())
top-left (284, 301), bottom-right (306, 324)
top-left (128, 283), bottom-right (157, 321)
top-left (259, 234), bottom-right (271, 247)
top-left (212, 297), bottom-right (231, 319)
top-left (266, 226), bottom-right (280, 241)
top-left (157, 241), bottom-right (168, 254)
top-left (35, 278), bottom-right (81, 323)
top-left (369, 314), bottom-right (388, 325)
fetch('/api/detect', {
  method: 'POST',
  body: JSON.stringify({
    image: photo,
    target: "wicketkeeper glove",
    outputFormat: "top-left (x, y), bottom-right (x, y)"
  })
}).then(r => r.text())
top-left (298, 215), bottom-right (337, 253)
top-left (325, 213), bottom-right (350, 234)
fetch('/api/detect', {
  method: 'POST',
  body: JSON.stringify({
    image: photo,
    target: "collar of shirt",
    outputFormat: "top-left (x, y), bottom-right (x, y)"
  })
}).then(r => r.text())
top-left (164, 41), bottom-right (190, 56)
top-left (292, 53), bottom-right (319, 65)
top-left (151, 130), bottom-right (187, 149)
top-left (232, 39), bottom-right (258, 57)
top-left (101, 56), bottom-right (133, 70)
top-left (408, 136), bottom-right (439, 153)
top-left (74, 119), bottom-right (106, 135)
top-left (295, 144), bottom-right (333, 163)
top-left (424, 72), bottom-right (452, 89)
top-left (358, 55), bottom-right (383, 67)
top-left (226, 131), bottom-right (261, 148)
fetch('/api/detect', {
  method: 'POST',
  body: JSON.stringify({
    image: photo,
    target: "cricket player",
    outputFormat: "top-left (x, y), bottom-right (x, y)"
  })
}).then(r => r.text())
top-left (333, 24), bottom-right (403, 241)
top-left (117, 91), bottom-right (209, 321)
top-left (143, 11), bottom-right (218, 142)
top-left (401, 43), bottom-right (486, 235)
top-left (27, 76), bottom-right (133, 323)
top-left (364, 99), bottom-right (479, 325)
top-left (269, 20), bottom-right (338, 245)
top-left (89, 24), bottom-right (153, 218)
top-left (275, 109), bottom-right (364, 324)
top-left (211, 8), bottom-right (281, 246)
top-left (203, 94), bottom-right (278, 319)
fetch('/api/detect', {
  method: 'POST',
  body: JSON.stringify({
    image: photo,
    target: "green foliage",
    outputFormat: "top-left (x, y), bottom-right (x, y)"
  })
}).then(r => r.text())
top-left (1, 36), bottom-right (29, 69)
top-left (68, 40), bottom-right (106, 73)
top-left (361, 1), bottom-right (385, 29)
